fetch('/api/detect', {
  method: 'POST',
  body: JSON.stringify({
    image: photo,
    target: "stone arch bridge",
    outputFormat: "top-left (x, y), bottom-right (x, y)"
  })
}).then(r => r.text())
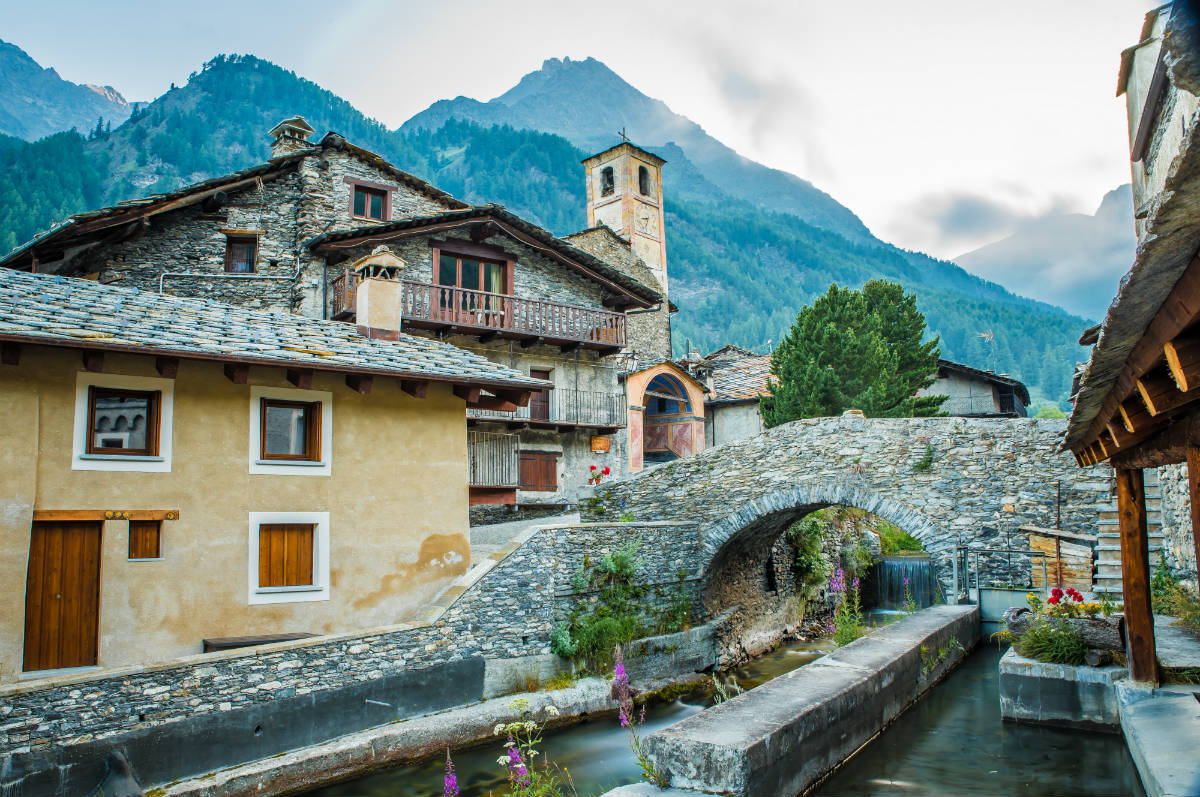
top-left (581, 416), bottom-right (1111, 594)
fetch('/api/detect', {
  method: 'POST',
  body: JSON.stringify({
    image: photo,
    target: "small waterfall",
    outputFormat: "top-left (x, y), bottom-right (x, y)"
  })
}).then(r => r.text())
top-left (872, 556), bottom-right (934, 610)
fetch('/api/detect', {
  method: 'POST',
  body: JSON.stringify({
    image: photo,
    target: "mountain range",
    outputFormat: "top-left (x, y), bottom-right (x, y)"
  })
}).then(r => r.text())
top-left (0, 40), bottom-right (131, 141)
top-left (0, 46), bottom-right (1096, 405)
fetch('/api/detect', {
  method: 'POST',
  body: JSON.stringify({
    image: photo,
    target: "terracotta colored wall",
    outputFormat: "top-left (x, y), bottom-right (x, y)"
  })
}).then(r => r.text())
top-left (0, 347), bottom-right (469, 683)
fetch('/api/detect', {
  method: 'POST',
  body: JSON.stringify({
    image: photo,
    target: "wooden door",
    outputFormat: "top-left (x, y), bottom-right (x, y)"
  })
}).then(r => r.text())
top-left (23, 521), bottom-right (102, 672)
top-left (529, 370), bottom-right (551, 421)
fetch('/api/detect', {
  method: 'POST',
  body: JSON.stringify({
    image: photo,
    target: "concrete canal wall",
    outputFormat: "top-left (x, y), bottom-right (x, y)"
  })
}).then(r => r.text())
top-left (639, 605), bottom-right (981, 797)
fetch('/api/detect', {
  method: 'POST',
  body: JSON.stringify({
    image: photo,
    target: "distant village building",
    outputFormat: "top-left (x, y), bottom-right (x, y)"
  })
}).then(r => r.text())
top-left (692, 345), bottom-right (772, 447)
top-left (0, 118), bottom-right (683, 512)
top-left (918, 359), bottom-right (1029, 418)
top-left (0, 267), bottom-right (543, 679)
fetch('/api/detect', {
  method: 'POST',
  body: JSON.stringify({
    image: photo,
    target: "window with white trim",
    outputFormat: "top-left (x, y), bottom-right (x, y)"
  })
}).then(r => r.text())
top-left (72, 372), bottom-right (174, 473)
top-left (249, 386), bottom-right (332, 476)
top-left (248, 511), bottom-right (330, 604)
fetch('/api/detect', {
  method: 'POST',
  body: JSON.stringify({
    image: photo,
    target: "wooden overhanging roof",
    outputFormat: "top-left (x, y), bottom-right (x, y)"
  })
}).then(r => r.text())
top-left (306, 206), bottom-right (664, 309)
top-left (1065, 17), bottom-right (1200, 467)
top-left (0, 132), bottom-right (467, 271)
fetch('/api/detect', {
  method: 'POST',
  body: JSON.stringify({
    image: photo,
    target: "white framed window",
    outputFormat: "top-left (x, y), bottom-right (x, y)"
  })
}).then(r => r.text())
top-left (72, 372), bottom-right (174, 472)
top-left (248, 511), bottom-right (330, 605)
top-left (248, 386), bottom-right (332, 476)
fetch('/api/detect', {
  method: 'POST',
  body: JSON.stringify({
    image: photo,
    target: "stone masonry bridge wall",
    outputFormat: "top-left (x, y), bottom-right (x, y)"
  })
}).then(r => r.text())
top-left (581, 417), bottom-right (1112, 593)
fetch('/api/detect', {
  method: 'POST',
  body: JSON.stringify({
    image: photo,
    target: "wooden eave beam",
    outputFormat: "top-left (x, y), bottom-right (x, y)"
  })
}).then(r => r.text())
top-left (224, 363), bottom-right (249, 384)
top-left (346, 374), bottom-right (372, 394)
top-left (453, 385), bottom-right (482, 404)
top-left (82, 350), bottom-right (104, 372)
top-left (1137, 367), bottom-right (1200, 416)
top-left (155, 356), bottom-right (179, 378)
top-left (470, 396), bottom-right (519, 412)
top-left (400, 379), bottom-right (428, 399)
top-left (286, 368), bottom-right (313, 389)
top-left (1164, 333), bottom-right (1200, 393)
top-left (1119, 396), bottom-right (1152, 433)
top-left (492, 389), bottom-right (533, 408)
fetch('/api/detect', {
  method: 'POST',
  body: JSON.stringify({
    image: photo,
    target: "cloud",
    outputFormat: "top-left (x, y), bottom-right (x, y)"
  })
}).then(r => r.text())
top-left (692, 33), bottom-right (833, 181)
top-left (953, 185), bottom-right (1136, 320)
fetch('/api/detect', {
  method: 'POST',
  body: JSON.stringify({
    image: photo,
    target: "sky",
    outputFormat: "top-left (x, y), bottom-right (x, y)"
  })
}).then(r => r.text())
top-left (2, 0), bottom-right (1159, 267)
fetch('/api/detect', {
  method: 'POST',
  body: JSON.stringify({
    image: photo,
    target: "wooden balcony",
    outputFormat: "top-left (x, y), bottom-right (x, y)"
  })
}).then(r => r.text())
top-left (468, 431), bottom-right (519, 488)
top-left (468, 388), bottom-right (627, 432)
top-left (330, 271), bottom-right (626, 353)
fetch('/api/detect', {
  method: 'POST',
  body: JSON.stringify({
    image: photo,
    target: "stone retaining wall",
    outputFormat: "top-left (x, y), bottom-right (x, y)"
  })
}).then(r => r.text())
top-left (1153, 463), bottom-right (1199, 586)
top-left (0, 521), bottom-right (699, 796)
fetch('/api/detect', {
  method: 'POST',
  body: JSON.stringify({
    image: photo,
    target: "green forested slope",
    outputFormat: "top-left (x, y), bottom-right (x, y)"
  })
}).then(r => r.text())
top-left (0, 54), bottom-right (1089, 403)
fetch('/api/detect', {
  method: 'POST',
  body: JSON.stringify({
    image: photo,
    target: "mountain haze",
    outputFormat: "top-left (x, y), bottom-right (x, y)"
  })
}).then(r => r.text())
top-left (0, 52), bottom-right (1090, 404)
top-left (0, 40), bottom-right (131, 141)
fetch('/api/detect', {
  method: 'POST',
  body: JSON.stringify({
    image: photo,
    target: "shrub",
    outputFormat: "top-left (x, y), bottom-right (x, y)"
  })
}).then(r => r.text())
top-left (1014, 617), bottom-right (1087, 665)
top-left (878, 521), bottom-right (923, 555)
top-left (787, 516), bottom-right (831, 599)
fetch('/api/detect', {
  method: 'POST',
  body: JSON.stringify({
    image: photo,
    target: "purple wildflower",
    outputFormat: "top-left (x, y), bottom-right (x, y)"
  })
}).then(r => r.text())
top-left (507, 743), bottom-right (529, 786)
top-left (614, 646), bottom-right (636, 730)
top-left (443, 748), bottom-right (458, 797)
top-left (852, 577), bottom-right (860, 590)
top-left (829, 568), bottom-right (847, 596)
top-left (903, 576), bottom-right (910, 587)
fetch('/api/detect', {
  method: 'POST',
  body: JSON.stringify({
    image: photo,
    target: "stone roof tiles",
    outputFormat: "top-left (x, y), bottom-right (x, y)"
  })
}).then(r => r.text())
top-left (702, 345), bottom-right (772, 402)
top-left (0, 269), bottom-right (547, 390)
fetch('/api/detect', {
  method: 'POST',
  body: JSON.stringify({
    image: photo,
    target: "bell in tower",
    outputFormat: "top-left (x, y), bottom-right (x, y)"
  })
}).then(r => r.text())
top-left (581, 141), bottom-right (668, 296)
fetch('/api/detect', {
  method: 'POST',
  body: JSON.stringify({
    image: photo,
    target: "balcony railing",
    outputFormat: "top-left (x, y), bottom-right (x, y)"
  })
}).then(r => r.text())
top-left (468, 388), bottom-right (627, 428)
top-left (330, 271), bottom-right (627, 350)
top-left (468, 431), bottom-right (519, 487)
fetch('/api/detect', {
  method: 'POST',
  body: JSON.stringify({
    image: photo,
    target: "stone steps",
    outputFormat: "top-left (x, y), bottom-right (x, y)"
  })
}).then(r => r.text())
top-left (1089, 470), bottom-right (1163, 594)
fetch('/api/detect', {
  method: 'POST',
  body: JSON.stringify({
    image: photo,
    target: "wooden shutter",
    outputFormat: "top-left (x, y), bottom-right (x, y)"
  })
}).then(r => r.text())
top-left (128, 520), bottom-right (161, 559)
top-left (258, 524), bottom-right (315, 588)
top-left (23, 521), bottom-right (101, 671)
top-left (519, 452), bottom-right (559, 491)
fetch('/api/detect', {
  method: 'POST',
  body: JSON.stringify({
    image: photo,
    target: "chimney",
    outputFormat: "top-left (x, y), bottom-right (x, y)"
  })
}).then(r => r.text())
top-left (267, 116), bottom-right (316, 158)
top-left (354, 246), bottom-right (406, 340)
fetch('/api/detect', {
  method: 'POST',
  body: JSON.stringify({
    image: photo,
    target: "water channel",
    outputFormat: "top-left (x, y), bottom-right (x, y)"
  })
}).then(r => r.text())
top-left (307, 640), bottom-right (1143, 797)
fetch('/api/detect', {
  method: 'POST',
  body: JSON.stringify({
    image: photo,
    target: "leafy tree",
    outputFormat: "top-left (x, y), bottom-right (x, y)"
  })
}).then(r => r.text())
top-left (761, 281), bottom-right (945, 425)
top-left (1034, 403), bottom-right (1067, 419)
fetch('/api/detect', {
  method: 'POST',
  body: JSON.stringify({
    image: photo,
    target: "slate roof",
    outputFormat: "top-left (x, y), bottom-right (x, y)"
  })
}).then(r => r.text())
top-left (0, 269), bottom-right (548, 390)
top-left (0, 131), bottom-right (467, 269)
top-left (702, 345), bottom-right (772, 403)
top-left (936, 359), bottom-right (1030, 405)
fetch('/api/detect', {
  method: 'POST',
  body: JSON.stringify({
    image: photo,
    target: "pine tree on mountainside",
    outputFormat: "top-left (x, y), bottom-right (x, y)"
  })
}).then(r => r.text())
top-left (761, 281), bottom-right (945, 425)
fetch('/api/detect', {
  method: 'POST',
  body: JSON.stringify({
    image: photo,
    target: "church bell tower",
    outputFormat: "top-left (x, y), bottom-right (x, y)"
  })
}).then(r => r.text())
top-left (582, 142), bottom-right (668, 296)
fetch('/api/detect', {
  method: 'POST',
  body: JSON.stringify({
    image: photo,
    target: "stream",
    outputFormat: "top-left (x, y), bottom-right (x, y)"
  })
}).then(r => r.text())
top-left (306, 637), bottom-right (835, 797)
top-left (307, 638), bottom-right (1143, 797)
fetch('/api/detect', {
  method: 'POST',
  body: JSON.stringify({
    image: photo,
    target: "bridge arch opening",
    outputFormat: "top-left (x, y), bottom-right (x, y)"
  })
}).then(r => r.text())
top-left (698, 484), bottom-right (944, 647)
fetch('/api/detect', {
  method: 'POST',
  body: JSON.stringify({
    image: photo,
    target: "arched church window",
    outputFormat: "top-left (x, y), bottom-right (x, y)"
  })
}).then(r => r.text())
top-left (638, 165), bottom-right (651, 196)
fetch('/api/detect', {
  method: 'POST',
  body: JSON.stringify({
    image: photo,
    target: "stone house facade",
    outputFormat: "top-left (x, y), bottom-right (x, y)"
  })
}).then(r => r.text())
top-left (2, 118), bottom-right (674, 509)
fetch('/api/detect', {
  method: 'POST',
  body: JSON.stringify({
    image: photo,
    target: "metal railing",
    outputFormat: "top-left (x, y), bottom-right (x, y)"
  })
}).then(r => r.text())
top-left (329, 271), bottom-right (627, 347)
top-left (468, 388), bottom-right (627, 427)
top-left (468, 431), bottom-right (519, 487)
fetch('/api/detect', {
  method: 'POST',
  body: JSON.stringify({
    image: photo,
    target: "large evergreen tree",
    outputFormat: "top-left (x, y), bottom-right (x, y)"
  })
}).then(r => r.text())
top-left (761, 280), bottom-right (946, 425)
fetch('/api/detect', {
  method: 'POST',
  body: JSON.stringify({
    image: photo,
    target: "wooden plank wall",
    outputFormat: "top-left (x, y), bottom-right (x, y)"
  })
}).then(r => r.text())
top-left (1029, 533), bottom-right (1093, 591)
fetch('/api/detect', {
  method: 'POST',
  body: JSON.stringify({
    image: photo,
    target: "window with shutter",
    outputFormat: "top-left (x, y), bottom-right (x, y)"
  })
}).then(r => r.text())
top-left (518, 452), bottom-right (559, 491)
top-left (258, 523), bottom-right (315, 588)
top-left (128, 520), bottom-right (162, 559)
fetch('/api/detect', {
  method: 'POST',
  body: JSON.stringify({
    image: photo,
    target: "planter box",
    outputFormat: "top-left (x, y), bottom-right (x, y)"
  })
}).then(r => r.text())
top-left (999, 648), bottom-right (1127, 730)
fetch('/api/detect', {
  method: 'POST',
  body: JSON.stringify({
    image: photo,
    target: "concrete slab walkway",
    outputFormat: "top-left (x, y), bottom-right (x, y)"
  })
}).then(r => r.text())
top-left (1117, 681), bottom-right (1200, 797)
top-left (470, 512), bottom-right (578, 565)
